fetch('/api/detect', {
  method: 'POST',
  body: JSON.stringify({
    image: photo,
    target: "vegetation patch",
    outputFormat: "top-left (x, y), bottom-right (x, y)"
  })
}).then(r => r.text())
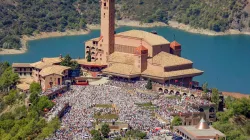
top-left (212, 96), bottom-right (250, 140)
top-left (94, 114), bottom-right (118, 120)
top-left (165, 95), bottom-right (181, 100)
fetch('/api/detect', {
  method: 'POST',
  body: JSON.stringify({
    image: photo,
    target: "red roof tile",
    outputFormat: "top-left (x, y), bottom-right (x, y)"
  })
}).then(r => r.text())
top-left (136, 45), bottom-right (148, 51)
top-left (135, 45), bottom-right (148, 55)
top-left (98, 35), bottom-right (103, 42)
top-left (170, 41), bottom-right (181, 50)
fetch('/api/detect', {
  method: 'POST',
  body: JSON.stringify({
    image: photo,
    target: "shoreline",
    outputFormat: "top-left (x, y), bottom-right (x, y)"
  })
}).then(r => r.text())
top-left (0, 29), bottom-right (92, 55)
top-left (222, 92), bottom-right (249, 99)
top-left (116, 20), bottom-right (250, 36)
top-left (1, 20), bottom-right (250, 55)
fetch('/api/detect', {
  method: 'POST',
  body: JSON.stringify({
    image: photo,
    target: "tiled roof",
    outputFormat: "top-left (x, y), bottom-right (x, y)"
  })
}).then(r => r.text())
top-left (174, 125), bottom-right (225, 139)
top-left (164, 68), bottom-right (203, 78)
top-left (39, 65), bottom-right (70, 77)
top-left (12, 63), bottom-right (31, 68)
top-left (149, 52), bottom-right (193, 67)
top-left (135, 45), bottom-right (148, 55)
top-left (17, 83), bottom-right (30, 91)
top-left (20, 78), bottom-right (35, 84)
top-left (42, 57), bottom-right (62, 64)
top-left (31, 57), bottom-right (62, 69)
top-left (102, 63), bottom-right (140, 76)
top-left (108, 52), bottom-right (135, 65)
top-left (170, 41), bottom-right (181, 50)
top-left (75, 59), bottom-right (107, 66)
top-left (116, 30), bottom-right (170, 45)
top-left (142, 68), bottom-right (203, 79)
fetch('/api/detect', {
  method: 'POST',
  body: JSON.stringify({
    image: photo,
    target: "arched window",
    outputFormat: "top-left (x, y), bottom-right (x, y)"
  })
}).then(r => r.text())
top-left (170, 90), bottom-right (174, 94)
top-left (209, 107), bottom-right (215, 112)
top-left (199, 108), bottom-right (204, 112)
top-left (164, 89), bottom-right (168, 94)
top-left (159, 88), bottom-right (163, 92)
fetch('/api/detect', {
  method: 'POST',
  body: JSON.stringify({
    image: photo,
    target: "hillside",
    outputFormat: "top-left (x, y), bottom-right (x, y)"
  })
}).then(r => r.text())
top-left (77, 0), bottom-right (250, 31)
top-left (0, 0), bottom-right (250, 50)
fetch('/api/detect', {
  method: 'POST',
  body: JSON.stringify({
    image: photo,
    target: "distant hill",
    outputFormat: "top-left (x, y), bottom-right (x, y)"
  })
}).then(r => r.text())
top-left (0, 0), bottom-right (250, 50)
top-left (77, 0), bottom-right (250, 32)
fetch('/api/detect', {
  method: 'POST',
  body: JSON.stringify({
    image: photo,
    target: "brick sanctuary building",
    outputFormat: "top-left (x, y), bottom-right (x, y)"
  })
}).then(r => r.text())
top-left (80, 0), bottom-right (203, 85)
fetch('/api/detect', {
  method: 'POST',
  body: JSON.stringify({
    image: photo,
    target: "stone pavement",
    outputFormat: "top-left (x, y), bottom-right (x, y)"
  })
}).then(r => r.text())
top-left (89, 77), bottom-right (109, 85)
top-left (150, 135), bottom-right (172, 140)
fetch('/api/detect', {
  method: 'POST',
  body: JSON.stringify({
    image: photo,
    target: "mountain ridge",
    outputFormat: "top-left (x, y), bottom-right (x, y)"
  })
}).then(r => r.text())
top-left (0, 0), bottom-right (250, 51)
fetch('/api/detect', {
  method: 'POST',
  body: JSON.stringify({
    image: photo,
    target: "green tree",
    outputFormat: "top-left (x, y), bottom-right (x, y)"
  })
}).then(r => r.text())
top-left (29, 82), bottom-right (41, 104)
top-left (37, 117), bottom-right (60, 139)
top-left (231, 98), bottom-right (250, 117)
top-left (171, 116), bottom-right (182, 127)
top-left (0, 67), bottom-right (19, 92)
top-left (14, 105), bottom-right (27, 119)
top-left (101, 123), bottom-right (110, 138)
top-left (202, 82), bottom-right (208, 93)
top-left (29, 82), bottom-right (42, 94)
top-left (145, 79), bottom-right (152, 90)
top-left (135, 131), bottom-right (147, 139)
top-left (87, 50), bottom-right (91, 62)
top-left (0, 62), bottom-right (10, 75)
top-left (93, 131), bottom-right (103, 140)
top-left (36, 96), bottom-right (53, 112)
top-left (4, 90), bottom-right (18, 105)
top-left (60, 54), bottom-right (79, 70)
top-left (115, 137), bottom-right (122, 140)
top-left (211, 88), bottom-right (220, 110)
top-left (90, 129), bottom-right (99, 136)
top-left (79, 19), bottom-right (86, 29)
top-left (125, 130), bottom-right (147, 139)
top-left (216, 109), bottom-right (233, 122)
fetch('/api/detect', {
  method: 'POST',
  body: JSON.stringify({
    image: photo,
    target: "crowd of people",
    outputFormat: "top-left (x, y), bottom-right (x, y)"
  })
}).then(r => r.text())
top-left (45, 79), bottom-right (213, 139)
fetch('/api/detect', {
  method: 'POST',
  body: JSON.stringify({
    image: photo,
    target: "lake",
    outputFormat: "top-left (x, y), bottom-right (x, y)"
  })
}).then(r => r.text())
top-left (0, 26), bottom-right (250, 94)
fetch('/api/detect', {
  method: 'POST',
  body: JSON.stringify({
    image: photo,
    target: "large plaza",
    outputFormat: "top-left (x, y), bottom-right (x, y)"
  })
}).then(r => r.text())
top-left (43, 79), bottom-right (221, 140)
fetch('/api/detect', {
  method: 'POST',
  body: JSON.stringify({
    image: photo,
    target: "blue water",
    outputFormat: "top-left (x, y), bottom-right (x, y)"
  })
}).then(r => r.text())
top-left (0, 26), bottom-right (250, 94)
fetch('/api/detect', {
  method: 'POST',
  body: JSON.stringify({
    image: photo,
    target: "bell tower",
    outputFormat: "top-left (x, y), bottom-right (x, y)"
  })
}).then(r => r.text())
top-left (99, 0), bottom-right (115, 64)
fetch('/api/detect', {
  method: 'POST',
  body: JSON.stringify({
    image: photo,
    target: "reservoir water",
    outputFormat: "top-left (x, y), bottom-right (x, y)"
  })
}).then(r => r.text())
top-left (0, 26), bottom-right (250, 94)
